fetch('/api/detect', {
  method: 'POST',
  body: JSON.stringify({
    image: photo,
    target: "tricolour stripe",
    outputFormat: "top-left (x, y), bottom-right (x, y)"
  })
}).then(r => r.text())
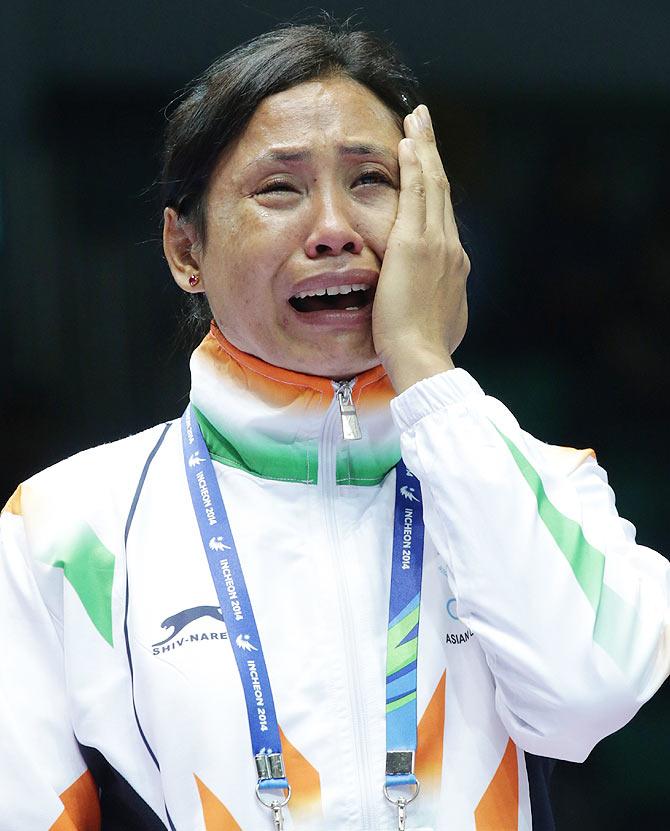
top-left (278, 726), bottom-right (323, 822)
top-left (495, 425), bottom-right (638, 671)
top-left (474, 739), bottom-right (518, 830)
top-left (2, 485), bottom-right (22, 516)
top-left (50, 770), bottom-right (100, 831)
top-left (194, 405), bottom-right (318, 484)
top-left (415, 671), bottom-right (446, 805)
top-left (194, 775), bottom-right (242, 831)
top-left (51, 524), bottom-right (115, 647)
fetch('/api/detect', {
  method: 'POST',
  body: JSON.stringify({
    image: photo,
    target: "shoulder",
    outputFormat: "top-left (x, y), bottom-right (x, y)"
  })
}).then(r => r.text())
top-left (522, 432), bottom-right (598, 475)
top-left (3, 420), bottom-right (179, 532)
top-left (0, 422), bottom-right (181, 632)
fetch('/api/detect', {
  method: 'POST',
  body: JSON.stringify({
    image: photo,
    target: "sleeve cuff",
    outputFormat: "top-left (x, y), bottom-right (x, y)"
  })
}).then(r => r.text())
top-left (390, 368), bottom-right (485, 431)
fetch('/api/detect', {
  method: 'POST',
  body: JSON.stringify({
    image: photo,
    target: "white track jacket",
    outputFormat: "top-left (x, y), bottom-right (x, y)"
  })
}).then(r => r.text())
top-left (1, 326), bottom-right (669, 831)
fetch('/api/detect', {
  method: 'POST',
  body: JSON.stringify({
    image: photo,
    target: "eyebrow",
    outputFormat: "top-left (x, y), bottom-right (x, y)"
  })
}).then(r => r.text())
top-left (248, 143), bottom-right (397, 166)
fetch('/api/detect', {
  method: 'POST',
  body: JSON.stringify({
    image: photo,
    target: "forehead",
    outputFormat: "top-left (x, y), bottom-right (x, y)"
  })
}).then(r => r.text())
top-left (228, 76), bottom-right (402, 165)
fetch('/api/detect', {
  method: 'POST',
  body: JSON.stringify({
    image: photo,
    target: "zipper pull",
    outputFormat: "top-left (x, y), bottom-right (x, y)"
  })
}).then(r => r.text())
top-left (337, 383), bottom-right (362, 441)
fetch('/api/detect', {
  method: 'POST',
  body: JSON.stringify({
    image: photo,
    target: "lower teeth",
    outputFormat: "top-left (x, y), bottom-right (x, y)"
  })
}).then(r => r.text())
top-left (345, 306), bottom-right (358, 311)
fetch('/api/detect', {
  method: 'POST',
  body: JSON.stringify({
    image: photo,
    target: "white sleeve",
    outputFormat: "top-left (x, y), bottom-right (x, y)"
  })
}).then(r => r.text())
top-left (391, 368), bottom-right (670, 762)
top-left (0, 491), bottom-right (100, 830)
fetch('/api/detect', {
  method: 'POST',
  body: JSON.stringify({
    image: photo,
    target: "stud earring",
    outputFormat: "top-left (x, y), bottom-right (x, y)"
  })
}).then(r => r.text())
top-left (188, 274), bottom-right (200, 287)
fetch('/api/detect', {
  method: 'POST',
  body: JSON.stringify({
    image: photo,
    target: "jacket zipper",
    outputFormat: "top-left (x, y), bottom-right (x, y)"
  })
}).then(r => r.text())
top-left (336, 383), bottom-right (363, 441)
top-left (320, 381), bottom-right (375, 829)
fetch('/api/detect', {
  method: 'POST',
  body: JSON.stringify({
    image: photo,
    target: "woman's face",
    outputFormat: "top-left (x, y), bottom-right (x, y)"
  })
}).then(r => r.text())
top-left (192, 76), bottom-right (403, 377)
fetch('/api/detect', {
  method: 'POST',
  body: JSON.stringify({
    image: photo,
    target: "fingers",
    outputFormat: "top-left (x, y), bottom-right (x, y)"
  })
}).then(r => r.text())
top-left (394, 136), bottom-right (427, 238)
top-left (403, 105), bottom-right (459, 241)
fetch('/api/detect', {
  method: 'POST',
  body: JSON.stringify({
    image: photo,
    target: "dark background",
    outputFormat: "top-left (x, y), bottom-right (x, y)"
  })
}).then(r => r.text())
top-left (2, 1), bottom-right (669, 827)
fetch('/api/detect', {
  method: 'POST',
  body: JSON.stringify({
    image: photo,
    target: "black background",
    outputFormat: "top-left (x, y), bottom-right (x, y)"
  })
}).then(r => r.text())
top-left (2, 2), bottom-right (669, 827)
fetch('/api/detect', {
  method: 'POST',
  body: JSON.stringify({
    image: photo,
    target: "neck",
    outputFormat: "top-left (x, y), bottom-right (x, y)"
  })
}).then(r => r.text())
top-left (210, 324), bottom-right (382, 387)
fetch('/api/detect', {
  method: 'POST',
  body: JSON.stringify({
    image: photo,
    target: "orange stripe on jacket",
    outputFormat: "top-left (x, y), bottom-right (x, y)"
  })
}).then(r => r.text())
top-left (474, 738), bottom-right (518, 831)
top-left (279, 725), bottom-right (322, 818)
top-left (195, 774), bottom-right (242, 831)
top-left (555, 445), bottom-right (597, 471)
top-left (49, 770), bottom-right (101, 831)
top-left (206, 325), bottom-right (333, 402)
top-left (415, 671), bottom-right (446, 797)
top-left (2, 485), bottom-right (22, 516)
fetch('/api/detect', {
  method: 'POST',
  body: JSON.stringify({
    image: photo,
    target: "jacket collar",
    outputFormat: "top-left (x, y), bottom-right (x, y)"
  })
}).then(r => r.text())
top-left (189, 324), bottom-right (400, 485)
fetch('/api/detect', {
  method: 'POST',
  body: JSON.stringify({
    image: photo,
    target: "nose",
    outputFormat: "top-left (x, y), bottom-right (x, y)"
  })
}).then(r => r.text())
top-left (303, 191), bottom-right (365, 258)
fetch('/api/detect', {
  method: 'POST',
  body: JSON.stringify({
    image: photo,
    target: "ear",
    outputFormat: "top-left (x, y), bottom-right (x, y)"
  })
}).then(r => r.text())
top-left (163, 207), bottom-right (206, 293)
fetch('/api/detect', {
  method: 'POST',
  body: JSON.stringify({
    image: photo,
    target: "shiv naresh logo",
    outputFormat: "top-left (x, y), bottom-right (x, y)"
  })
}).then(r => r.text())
top-left (152, 605), bottom-right (227, 653)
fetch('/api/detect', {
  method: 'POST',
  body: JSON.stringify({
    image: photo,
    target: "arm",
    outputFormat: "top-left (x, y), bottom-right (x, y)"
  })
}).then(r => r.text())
top-left (373, 103), bottom-right (670, 759)
top-left (391, 371), bottom-right (670, 761)
top-left (0, 490), bottom-right (101, 830)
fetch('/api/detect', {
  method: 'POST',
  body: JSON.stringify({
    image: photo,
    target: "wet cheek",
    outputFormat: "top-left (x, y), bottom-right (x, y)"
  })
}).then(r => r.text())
top-left (239, 209), bottom-right (303, 259)
top-left (358, 196), bottom-right (397, 239)
top-left (357, 215), bottom-right (396, 260)
top-left (380, 215), bottom-right (396, 248)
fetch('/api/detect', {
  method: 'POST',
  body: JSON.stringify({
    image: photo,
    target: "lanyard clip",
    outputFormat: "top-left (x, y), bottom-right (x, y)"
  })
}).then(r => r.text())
top-left (385, 750), bottom-right (414, 777)
top-left (384, 775), bottom-right (420, 831)
top-left (396, 798), bottom-right (407, 831)
top-left (256, 782), bottom-right (291, 830)
top-left (271, 801), bottom-right (285, 830)
top-left (255, 752), bottom-right (286, 781)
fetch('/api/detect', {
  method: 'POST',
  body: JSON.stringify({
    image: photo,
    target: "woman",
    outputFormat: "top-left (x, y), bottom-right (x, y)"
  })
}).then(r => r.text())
top-left (1, 20), bottom-right (668, 831)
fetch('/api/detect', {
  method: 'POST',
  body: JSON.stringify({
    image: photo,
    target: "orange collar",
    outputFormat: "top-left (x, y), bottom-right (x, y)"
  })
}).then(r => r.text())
top-left (188, 324), bottom-right (401, 486)
top-left (208, 322), bottom-right (389, 398)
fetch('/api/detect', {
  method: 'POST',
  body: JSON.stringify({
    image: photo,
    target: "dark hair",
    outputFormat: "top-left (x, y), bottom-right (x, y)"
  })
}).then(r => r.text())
top-left (161, 16), bottom-right (421, 334)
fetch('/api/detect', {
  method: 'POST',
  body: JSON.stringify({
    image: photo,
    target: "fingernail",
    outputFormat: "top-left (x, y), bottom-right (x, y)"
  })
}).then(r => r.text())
top-left (418, 105), bottom-right (430, 129)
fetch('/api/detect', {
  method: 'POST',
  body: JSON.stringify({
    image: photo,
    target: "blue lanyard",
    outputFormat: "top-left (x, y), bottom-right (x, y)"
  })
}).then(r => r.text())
top-left (181, 407), bottom-right (287, 794)
top-left (181, 404), bottom-right (425, 814)
top-left (385, 464), bottom-right (425, 793)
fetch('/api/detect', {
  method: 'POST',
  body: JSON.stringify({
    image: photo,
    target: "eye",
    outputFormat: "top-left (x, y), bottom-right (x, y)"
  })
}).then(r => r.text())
top-left (354, 170), bottom-right (395, 188)
top-left (256, 179), bottom-right (297, 195)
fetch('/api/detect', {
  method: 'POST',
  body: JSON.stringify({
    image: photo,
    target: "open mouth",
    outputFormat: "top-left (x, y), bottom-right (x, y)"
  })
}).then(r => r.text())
top-left (288, 283), bottom-right (373, 313)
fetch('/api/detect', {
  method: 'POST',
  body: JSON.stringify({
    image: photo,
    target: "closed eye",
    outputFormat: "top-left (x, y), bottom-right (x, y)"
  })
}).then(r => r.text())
top-left (355, 170), bottom-right (394, 187)
top-left (256, 179), bottom-right (296, 195)
top-left (255, 169), bottom-right (395, 196)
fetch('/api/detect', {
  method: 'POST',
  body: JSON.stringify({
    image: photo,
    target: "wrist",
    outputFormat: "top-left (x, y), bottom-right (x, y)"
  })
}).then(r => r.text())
top-left (382, 343), bottom-right (455, 394)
